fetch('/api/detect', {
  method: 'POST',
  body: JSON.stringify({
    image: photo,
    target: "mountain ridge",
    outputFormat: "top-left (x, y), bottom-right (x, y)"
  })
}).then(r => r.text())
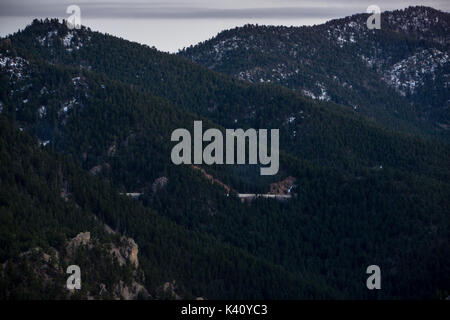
top-left (180, 6), bottom-right (449, 141)
top-left (0, 13), bottom-right (449, 299)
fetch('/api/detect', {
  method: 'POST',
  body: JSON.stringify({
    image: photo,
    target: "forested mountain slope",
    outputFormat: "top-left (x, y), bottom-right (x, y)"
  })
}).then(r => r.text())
top-left (0, 116), bottom-right (334, 299)
top-left (2, 19), bottom-right (449, 180)
top-left (180, 6), bottom-right (450, 141)
top-left (0, 17), bottom-right (449, 299)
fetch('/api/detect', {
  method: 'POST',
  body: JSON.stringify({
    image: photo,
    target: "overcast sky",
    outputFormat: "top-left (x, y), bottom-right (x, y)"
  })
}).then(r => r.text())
top-left (0, 0), bottom-right (449, 52)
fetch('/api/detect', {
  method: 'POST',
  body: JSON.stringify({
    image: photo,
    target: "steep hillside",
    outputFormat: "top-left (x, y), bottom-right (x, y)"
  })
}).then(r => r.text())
top-left (0, 18), bottom-right (449, 299)
top-left (0, 116), bottom-right (333, 299)
top-left (180, 6), bottom-right (450, 140)
top-left (2, 20), bottom-right (449, 181)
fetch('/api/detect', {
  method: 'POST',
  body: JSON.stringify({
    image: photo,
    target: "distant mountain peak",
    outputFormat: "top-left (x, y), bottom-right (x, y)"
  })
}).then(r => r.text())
top-left (179, 6), bottom-right (449, 138)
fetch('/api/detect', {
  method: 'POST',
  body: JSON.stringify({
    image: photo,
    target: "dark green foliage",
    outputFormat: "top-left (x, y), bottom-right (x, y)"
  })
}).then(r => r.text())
top-left (180, 7), bottom-right (450, 142)
top-left (0, 15), bottom-right (449, 299)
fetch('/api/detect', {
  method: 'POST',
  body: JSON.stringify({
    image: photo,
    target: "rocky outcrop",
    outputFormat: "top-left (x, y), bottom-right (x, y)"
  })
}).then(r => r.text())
top-left (89, 165), bottom-right (102, 175)
top-left (70, 231), bottom-right (91, 247)
top-left (123, 238), bottom-right (139, 268)
top-left (0, 231), bottom-right (149, 300)
top-left (107, 143), bottom-right (116, 156)
top-left (1, 247), bottom-right (63, 298)
top-left (269, 176), bottom-right (296, 195)
top-left (152, 176), bottom-right (168, 193)
top-left (66, 231), bottom-right (91, 257)
top-left (110, 236), bottom-right (139, 268)
top-left (114, 280), bottom-right (149, 300)
top-left (157, 280), bottom-right (182, 300)
top-left (89, 163), bottom-right (110, 175)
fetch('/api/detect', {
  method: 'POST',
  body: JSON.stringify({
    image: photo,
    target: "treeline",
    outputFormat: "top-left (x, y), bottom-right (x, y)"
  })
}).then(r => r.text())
top-left (0, 19), bottom-right (448, 299)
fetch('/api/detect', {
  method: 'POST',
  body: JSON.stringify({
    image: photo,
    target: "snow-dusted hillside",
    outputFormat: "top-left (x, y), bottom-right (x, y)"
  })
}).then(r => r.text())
top-left (180, 6), bottom-right (449, 138)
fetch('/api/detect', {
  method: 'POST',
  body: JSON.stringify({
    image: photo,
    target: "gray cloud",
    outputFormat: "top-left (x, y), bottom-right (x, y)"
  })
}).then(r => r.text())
top-left (0, 0), bottom-right (448, 19)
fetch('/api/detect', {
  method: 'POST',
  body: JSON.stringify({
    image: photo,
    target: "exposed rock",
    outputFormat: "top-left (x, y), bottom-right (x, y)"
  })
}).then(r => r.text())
top-left (109, 236), bottom-right (139, 268)
top-left (89, 165), bottom-right (102, 175)
top-left (89, 163), bottom-right (110, 175)
top-left (2, 247), bottom-right (62, 293)
top-left (191, 166), bottom-right (234, 193)
top-left (114, 280), bottom-right (150, 300)
top-left (69, 232), bottom-right (91, 248)
top-left (122, 237), bottom-right (139, 268)
top-left (107, 144), bottom-right (116, 156)
top-left (269, 176), bottom-right (296, 195)
top-left (103, 223), bottom-right (116, 235)
top-left (19, 247), bottom-right (60, 268)
top-left (66, 231), bottom-right (91, 257)
top-left (152, 176), bottom-right (168, 193)
top-left (158, 280), bottom-right (182, 300)
top-left (2, 229), bottom-right (149, 299)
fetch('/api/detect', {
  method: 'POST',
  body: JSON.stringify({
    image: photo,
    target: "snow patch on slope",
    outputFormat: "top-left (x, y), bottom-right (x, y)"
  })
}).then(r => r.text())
top-left (382, 48), bottom-right (449, 95)
top-left (0, 54), bottom-right (29, 81)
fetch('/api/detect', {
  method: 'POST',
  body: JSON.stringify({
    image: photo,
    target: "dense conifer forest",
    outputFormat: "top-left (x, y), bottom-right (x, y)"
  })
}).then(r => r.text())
top-left (0, 7), bottom-right (449, 299)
